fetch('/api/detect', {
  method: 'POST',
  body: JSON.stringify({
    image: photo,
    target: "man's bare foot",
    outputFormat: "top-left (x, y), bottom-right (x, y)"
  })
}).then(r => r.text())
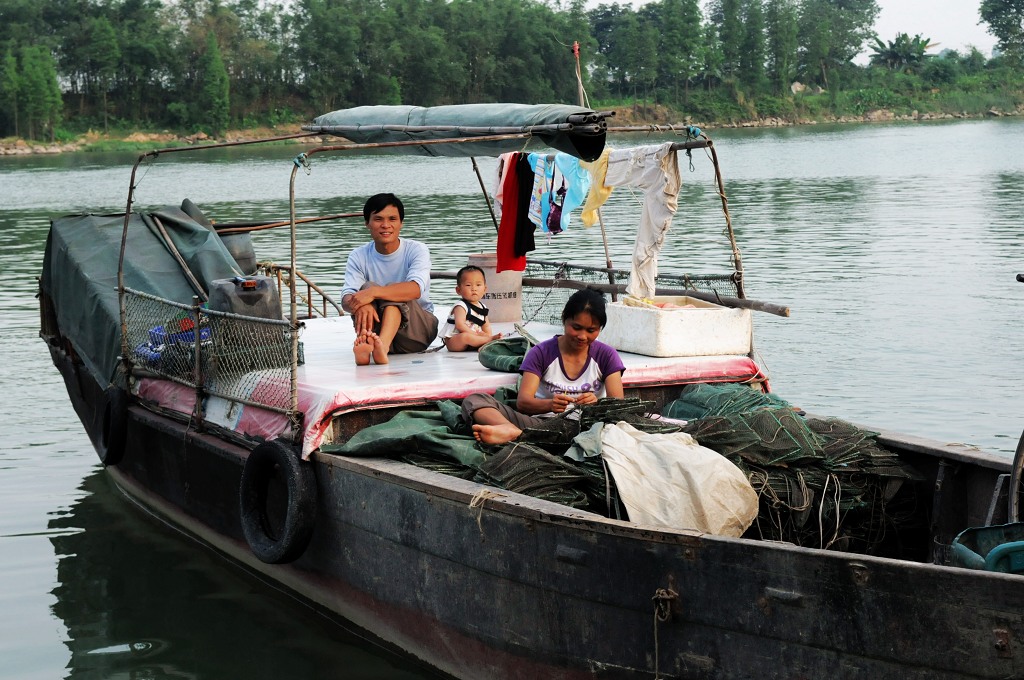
top-left (472, 422), bottom-right (522, 445)
top-left (369, 333), bottom-right (389, 364)
top-left (353, 333), bottom-right (372, 366)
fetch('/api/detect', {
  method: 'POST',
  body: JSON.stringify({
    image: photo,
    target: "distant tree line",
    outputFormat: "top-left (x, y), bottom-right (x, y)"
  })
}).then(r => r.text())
top-left (0, 0), bottom-right (1021, 141)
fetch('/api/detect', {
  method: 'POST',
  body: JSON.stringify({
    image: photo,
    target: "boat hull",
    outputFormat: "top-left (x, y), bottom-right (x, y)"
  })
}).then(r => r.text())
top-left (45, 305), bottom-right (1024, 679)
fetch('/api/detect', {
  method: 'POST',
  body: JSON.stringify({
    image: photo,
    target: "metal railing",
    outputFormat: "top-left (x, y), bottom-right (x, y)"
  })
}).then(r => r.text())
top-left (123, 288), bottom-right (301, 432)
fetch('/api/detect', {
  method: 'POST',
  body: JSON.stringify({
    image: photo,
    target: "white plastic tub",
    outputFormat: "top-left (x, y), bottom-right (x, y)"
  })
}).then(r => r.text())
top-left (600, 296), bottom-right (752, 357)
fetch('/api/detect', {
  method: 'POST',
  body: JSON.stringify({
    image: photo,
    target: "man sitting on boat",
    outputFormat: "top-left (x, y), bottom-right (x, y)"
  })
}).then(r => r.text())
top-left (341, 193), bottom-right (439, 365)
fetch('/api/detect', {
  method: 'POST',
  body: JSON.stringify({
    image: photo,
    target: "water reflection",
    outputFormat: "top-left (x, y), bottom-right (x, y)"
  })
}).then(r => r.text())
top-left (48, 473), bottom-right (431, 680)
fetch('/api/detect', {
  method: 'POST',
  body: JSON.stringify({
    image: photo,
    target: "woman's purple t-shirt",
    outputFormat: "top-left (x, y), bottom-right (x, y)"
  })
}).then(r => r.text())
top-left (520, 336), bottom-right (626, 400)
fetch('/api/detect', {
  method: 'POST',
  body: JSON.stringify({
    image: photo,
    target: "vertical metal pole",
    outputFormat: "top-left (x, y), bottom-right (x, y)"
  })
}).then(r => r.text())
top-left (471, 157), bottom-right (500, 233)
top-left (288, 165), bottom-right (301, 440)
top-left (707, 142), bottom-right (745, 299)
top-left (575, 42), bottom-right (618, 300)
top-left (192, 295), bottom-right (205, 431)
top-left (596, 211), bottom-right (617, 301)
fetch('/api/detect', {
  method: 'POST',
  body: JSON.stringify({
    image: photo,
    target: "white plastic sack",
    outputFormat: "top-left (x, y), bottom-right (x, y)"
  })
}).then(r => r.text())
top-left (597, 422), bottom-right (758, 536)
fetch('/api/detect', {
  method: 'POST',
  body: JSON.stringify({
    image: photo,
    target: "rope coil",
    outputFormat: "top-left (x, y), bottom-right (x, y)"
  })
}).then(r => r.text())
top-left (652, 587), bottom-right (679, 680)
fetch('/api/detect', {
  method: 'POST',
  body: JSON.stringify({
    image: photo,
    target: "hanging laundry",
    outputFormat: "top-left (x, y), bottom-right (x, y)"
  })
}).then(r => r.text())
top-left (551, 153), bottom-right (591, 233)
top-left (512, 153), bottom-right (537, 258)
top-left (604, 143), bottom-right (681, 300)
top-left (526, 155), bottom-right (547, 229)
top-left (580, 147), bottom-right (612, 227)
top-left (492, 152), bottom-right (516, 222)
top-left (546, 172), bottom-right (565, 235)
top-left (526, 152), bottom-right (592, 234)
top-left (496, 153), bottom-right (527, 272)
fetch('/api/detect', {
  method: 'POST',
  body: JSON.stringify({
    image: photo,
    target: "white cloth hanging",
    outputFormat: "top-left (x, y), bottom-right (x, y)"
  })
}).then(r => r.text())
top-left (604, 143), bottom-right (680, 300)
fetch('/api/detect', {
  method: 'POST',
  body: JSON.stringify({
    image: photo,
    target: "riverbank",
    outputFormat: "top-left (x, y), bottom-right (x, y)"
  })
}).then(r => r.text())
top-left (0, 124), bottom-right (318, 155)
top-left (2, 105), bottom-right (1021, 155)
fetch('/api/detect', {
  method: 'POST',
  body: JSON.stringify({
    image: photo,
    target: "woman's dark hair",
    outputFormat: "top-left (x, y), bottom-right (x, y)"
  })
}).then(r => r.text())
top-left (456, 265), bottom-right (486, 285)
top-left (561, 287), bottom-right (607, 327)
top-left (363, 193), bottom-right (404, 222)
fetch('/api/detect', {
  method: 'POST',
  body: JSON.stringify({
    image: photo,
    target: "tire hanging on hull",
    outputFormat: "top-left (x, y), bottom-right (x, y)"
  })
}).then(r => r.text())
top-left (96, 386), bottom-right (128, 466)
top-left (239, 439), bottom-right (317, 564)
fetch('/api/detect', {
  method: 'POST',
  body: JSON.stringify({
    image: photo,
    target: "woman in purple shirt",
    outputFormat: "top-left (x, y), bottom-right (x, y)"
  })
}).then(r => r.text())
top-left (462, 288), bottom-right (626, 445)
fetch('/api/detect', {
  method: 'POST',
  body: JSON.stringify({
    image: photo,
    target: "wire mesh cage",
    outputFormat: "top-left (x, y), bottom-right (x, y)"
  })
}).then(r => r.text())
top-left (124, 288), bottom-right (299, 414)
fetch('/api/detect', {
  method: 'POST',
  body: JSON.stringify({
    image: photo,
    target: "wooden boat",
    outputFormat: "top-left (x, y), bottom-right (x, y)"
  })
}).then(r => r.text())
top-left (38, 104), bottom-right (1024, 679)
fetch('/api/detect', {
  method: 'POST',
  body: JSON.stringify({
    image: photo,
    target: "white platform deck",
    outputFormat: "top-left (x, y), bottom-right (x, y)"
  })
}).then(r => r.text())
top-left (137, 311), bottom-right (764, 457)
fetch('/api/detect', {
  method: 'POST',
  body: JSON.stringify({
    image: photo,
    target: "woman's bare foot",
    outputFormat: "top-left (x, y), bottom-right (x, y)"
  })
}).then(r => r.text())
top-left (472, 422), bottom-right (522, 445)
top-left (490, 332), bottom-right (503, 340)
top-left (369, 333), bottom-right (389, 364)
top-left (353, 333), bottom-right (373, 365)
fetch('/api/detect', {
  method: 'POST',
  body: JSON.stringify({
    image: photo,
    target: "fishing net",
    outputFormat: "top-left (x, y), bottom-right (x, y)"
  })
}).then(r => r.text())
top-left (520, 258), bottom-right (740, 326)
top-left (475, 442), bottom-right (593, 509)
top-left (123, 288), bottom-right (301, 414)
top-left (665, 383), bottom-right (923, 552)
top-left (663, 382), bottom-right (791, 420)
top-left (473, 398), bottom-right (672, 517)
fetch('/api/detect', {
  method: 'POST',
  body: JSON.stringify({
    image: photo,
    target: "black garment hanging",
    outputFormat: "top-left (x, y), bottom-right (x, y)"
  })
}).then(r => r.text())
top-left (513, 154), bottom-right (537, 257)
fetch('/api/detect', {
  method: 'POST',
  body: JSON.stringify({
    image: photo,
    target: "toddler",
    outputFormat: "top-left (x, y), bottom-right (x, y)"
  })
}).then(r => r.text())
top-left (441, 265), bottom-right (502, 351)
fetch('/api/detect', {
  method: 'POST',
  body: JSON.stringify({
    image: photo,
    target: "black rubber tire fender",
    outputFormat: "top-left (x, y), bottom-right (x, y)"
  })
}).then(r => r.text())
top-left (239, 439), bottom-right (317, 564)
top-left (97, 387), bottom-right (128, 466)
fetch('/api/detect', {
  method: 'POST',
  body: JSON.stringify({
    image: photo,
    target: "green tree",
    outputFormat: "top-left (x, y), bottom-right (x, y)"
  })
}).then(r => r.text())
top-left (43, 46), bottom-right (62, 140)
top-left (868, 33), bottom-right (936, 72)
top-left (980, 0), bottom-right (1024, 64)
top-left (700, 19), bottom-right (725, 90)
top-left (503, 0), bottom-right (581, 103)
top-left (447, 0), bottom-right (501, 101)
top-left (198, 32), bottom-right (230, 134)
top-left (615, 10), bottom-right (659, 101)
top-left (645, 0), bottom-right (704, 105)
top-left (346, 0), bottom-right (402, 105)
top-left (389, 0), bottom-right (453, 106)
top-left (293, 0), bottom-right (360, 111)
top-left (739, 0), bottom-right (767, 92)
top-left (710, 0), bottom-right (744, 79)
top-left (798, 0), bottom-right (880, 89)
top-left (0, 0), bottom-right (47, 51)
top-left (588, 3), bottom-right (636, 97)
top-left (19, 45), bottom-right (61, 140)
top-left (0, 47), bottom-right (20, 136)
top-left (765, 0), bottom-right (799, 94)
top-left (84, 16), bottom-right (120, 132)
top-left (115, 0), bottom-right (176, 123)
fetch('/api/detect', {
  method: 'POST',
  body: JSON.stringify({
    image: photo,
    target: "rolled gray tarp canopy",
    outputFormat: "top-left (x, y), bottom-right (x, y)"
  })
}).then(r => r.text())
top-left (304, 103), bottom-right (608, 161)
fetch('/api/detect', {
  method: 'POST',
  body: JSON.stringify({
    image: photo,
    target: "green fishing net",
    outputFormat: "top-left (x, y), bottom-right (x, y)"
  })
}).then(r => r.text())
top-left (665, 383), bottom-right (923, 552)
top-left (329, 380), bottom-right (923, 554)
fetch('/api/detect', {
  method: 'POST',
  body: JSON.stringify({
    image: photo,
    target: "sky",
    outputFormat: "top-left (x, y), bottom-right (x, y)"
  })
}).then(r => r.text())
top-left (869, 0), bottom-right (996, 57)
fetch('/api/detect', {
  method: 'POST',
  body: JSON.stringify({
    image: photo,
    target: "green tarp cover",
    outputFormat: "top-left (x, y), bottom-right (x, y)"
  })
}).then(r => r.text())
top-left (307, 104), bottom-right (607, 161)
top-left (327, 401), bottom-right (486, 467)
top-left (478, 336), bottom-right (532, 372)
top-left (40, 205), bottom-right (241, 386)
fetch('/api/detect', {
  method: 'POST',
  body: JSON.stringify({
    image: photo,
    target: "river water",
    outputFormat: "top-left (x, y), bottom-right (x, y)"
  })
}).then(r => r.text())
top-left (2, 118), bottom-right (1022, 678)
